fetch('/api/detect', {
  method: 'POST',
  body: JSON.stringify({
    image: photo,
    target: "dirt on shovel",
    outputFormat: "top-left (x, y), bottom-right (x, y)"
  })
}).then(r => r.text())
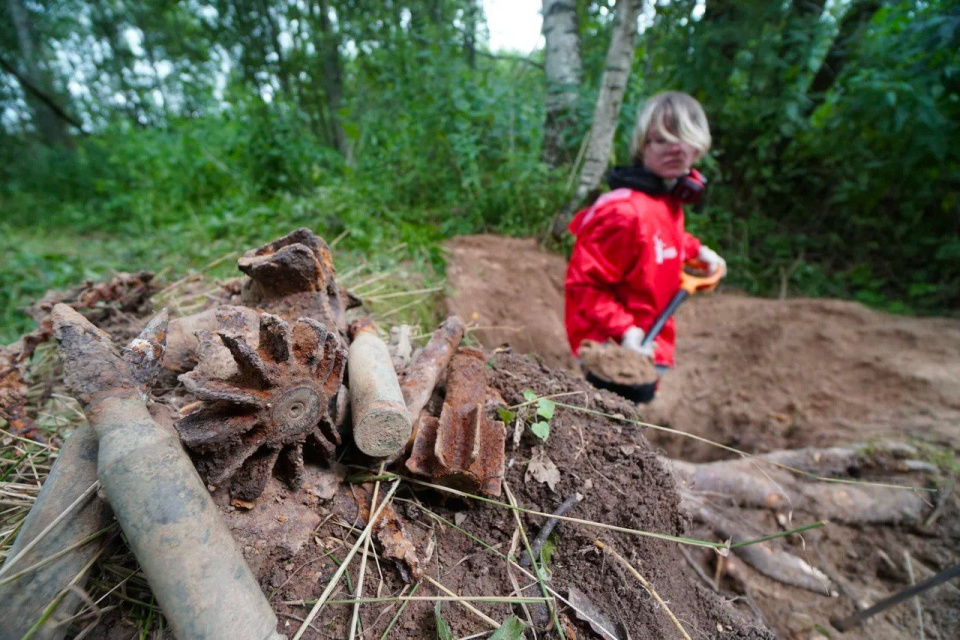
top-left (579, 339), bottom-right (659, 386)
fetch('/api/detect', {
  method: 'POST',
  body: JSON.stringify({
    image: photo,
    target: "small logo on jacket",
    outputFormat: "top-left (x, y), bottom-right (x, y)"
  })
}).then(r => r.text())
top-left (653, 233), bottom-right (678, 264)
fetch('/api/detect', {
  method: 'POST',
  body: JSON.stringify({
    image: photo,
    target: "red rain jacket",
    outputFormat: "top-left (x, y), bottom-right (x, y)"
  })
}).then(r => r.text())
top-left (564, 188), bottom-right (702, 366)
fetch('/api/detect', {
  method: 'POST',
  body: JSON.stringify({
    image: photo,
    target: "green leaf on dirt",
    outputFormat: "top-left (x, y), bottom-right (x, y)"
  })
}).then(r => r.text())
top-left (435, 601), bottom-right (455, 640)
top-left (539, 533), bottom-right (557, 579)
top-left (489, 615), bottom-right (526, 639)
top-left (522, 389), bottom-right (538, 403)
top-left (530, 421), bottom-right (550, 441)
top-left (498, 407), bottom-right (517, 423)
top-left (536, 398), bottom-right (555, 420)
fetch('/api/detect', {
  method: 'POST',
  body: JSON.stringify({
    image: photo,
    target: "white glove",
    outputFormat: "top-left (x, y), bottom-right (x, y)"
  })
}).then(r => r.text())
top-left (621, 326), bottom-right (655, 358)
top-left (698, 245), bottom-right (727, 277)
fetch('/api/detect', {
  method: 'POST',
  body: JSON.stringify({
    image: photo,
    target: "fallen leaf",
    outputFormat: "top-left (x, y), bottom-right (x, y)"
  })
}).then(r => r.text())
top-left (568, 587), bottom-right (629, 640)
top-left (525, 447), bottom-right (560, 492)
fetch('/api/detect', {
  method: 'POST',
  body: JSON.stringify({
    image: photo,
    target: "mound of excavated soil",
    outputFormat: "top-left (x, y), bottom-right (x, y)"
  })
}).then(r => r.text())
top-left (230, 353), bottom-right (771, 640)
top-left (444, 235), bottom-right (960, 459)
top-left (445, 235), bottom-right (578, 371)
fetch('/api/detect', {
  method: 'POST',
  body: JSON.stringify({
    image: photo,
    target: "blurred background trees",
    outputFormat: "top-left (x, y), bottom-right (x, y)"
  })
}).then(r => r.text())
top-left (1, 0), bottom-right (957, 341)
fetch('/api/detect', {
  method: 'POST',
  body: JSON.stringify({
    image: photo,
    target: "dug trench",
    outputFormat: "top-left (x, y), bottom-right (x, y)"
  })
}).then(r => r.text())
top-left (445, 234), bottom-right (960, 639)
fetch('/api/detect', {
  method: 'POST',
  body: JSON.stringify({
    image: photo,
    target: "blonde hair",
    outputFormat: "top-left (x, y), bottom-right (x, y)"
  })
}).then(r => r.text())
top-left (630, 92), bottom-right (711, 162)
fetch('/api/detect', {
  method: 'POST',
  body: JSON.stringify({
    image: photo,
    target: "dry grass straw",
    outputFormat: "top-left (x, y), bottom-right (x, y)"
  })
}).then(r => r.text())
top-left (293, 480), bottom-right (401, 640)
top-left (594, 540), bottom-right (691, 640)
top-left (348, 461), bottom-right (386, 640)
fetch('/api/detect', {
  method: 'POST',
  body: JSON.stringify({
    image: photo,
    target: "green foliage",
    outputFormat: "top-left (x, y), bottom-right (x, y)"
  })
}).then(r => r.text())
top-left (489, 615), bottom-right (526, 640)
top-left (1, 0), bottom-right (958, 347)
top-left (520, 389), bottom-right (554, 441)
top-left (647, 0), bottom-right (960, 311)
top-left (434, 601), bottom-right (454, 640)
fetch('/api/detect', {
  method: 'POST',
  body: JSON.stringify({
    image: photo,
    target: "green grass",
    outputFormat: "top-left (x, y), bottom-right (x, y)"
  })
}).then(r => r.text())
top-left (0, 184), bottom-right (456, 344)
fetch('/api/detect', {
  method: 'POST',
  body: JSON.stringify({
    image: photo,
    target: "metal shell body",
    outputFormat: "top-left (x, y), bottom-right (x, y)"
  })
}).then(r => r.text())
top-left (348, 325), bottom-right (412, 457)
top-left (0, 424), bottom-right (108, 640)
top-left (93, 393), bottom-right (284, 640)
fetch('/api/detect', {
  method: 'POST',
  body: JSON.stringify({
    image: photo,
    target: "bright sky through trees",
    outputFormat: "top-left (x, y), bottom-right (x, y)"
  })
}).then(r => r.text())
top-left (483, 0), bottom-right (543, 52)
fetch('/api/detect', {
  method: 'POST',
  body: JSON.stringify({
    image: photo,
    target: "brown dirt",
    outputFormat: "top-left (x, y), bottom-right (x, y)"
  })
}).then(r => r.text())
top-left (444, 234), bottom-right (960, 460)
top-left (579, 339), bottom-right (659, 385)
top-left (443, 234), bottom-right (960, 640)
top-left (445, 235), bottom-right (578, 370)
top-left (236, 353), bottom-right (771, 640)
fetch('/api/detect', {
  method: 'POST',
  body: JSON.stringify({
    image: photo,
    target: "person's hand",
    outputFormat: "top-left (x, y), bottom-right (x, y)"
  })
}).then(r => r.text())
top-left (621, 326), bottom-right (655, 358)
top-left (698, 245), bottom-right (727, 277)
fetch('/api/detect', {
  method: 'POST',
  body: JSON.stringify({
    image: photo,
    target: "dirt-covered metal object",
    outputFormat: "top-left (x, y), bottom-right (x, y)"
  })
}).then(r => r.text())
top-left (239, 227), bottom-right (349, 335)
top-left (177, 309), bottom-right (347, 501)
top-left (51, 304), bottom-right (284, 640)
top-left (400, 316), bottom-right (465, 428)
top-left (0, 424), bottom-right (109, 640)
top-left (348, 318), bottom-right (413, 458)
top-left (347, 483), bottom-right (423, 582)
top-left (406, 347), bottom-right (506, 497)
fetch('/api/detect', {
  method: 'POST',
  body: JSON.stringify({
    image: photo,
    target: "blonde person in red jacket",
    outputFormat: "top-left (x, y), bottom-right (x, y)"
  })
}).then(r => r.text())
top-left (564, 91), bottom-right (726, 401)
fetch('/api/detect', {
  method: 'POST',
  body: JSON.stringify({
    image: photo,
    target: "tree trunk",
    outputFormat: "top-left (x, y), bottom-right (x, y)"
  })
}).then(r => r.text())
top-left (541, 0), bottom-right (583, 166)
top-left (318, 0), bottom-right (348, 157)
top-left (549, 0), bottom-right (644, 239)
top-left (807, 0), bottom-right (881, 105)
top-left (6, 0), bottom-right (73, 147)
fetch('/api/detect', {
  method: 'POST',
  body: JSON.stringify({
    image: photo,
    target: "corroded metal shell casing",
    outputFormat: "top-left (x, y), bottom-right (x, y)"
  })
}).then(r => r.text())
top-left (92, 395), bottom-right (284, 640)
top-left (348, 319), bottom-right (412, 457)
top-left (51, 304), bottom-right (283, 640)
top-left (0, 424), bottom-right (108, 640)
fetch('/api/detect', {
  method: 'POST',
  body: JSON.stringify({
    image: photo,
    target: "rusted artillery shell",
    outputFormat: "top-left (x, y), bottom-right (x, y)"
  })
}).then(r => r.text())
top-left (406, 347), bottom-right (505, 497)
top-left (348, 319), bottom-right (412, 457)
top-left (52, 305), bottom-right (283, 640)
top-left (400, 316), bottom-right (465, 426)
top-left (0, 424), bottom-right (109, 640)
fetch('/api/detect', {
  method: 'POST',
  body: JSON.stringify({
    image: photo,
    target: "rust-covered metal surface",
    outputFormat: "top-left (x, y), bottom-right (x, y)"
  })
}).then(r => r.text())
top-left (406, 347), bottom-right (506, 497)
top-left (177, 308), bottom-right (347, 501)
top-left (238, 227), bottom-right (350, 335)
top-left (346, 483), bottom-right (423, 582)
top-left (399, 315), bottom-right (464, 427)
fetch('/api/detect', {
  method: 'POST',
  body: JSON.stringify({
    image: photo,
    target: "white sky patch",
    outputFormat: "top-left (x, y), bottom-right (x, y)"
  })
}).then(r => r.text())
top-left (482, 0), bottom-right (542, 53)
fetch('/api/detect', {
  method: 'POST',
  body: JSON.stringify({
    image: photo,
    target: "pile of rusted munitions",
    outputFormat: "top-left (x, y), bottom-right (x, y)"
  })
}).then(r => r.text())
top-left (0, 229), bottom-right (506, 640)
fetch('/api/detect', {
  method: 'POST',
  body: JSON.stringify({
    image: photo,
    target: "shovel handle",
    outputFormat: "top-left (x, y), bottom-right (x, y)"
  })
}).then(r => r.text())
top-left (641, 289), bottom-right (689, 348)
top-left (640, 262), bottom-right (723, 348)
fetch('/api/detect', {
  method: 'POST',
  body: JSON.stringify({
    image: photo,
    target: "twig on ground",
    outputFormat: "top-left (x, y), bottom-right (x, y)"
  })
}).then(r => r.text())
top-left (423, 574), bottom-right (501, 630)
top-left (520, 493), bottom-right (582, 569)
top-left (678, 547), bottom-right (718, 593)
top-left (595, 540), bottom-right (691, 640)
top-left (503, 480), bottom-right (565, 639)
top-left (904, 551), bottom-right (925, 640)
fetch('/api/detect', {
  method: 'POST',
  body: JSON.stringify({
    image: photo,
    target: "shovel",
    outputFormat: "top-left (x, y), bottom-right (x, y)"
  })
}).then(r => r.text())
top-left (585, 261), bottom-right (724, 403)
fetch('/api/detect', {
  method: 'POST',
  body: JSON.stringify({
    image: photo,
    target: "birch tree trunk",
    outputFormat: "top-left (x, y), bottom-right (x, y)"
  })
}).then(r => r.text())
top-left (549, 0), bottom-right (645, 239)
top-left (318, 0), bottom-right (348, 157)
top-left (541, 0), bottom-right (582, 166)
top-left (6, 0), bottom-right (73, 147)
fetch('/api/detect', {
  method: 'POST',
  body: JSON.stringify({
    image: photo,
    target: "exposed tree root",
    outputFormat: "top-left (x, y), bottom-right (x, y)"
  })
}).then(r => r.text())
top-left (662, 445), bottom-right (936, 595)
top-left (665, 445), bottom-right (929, 525)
